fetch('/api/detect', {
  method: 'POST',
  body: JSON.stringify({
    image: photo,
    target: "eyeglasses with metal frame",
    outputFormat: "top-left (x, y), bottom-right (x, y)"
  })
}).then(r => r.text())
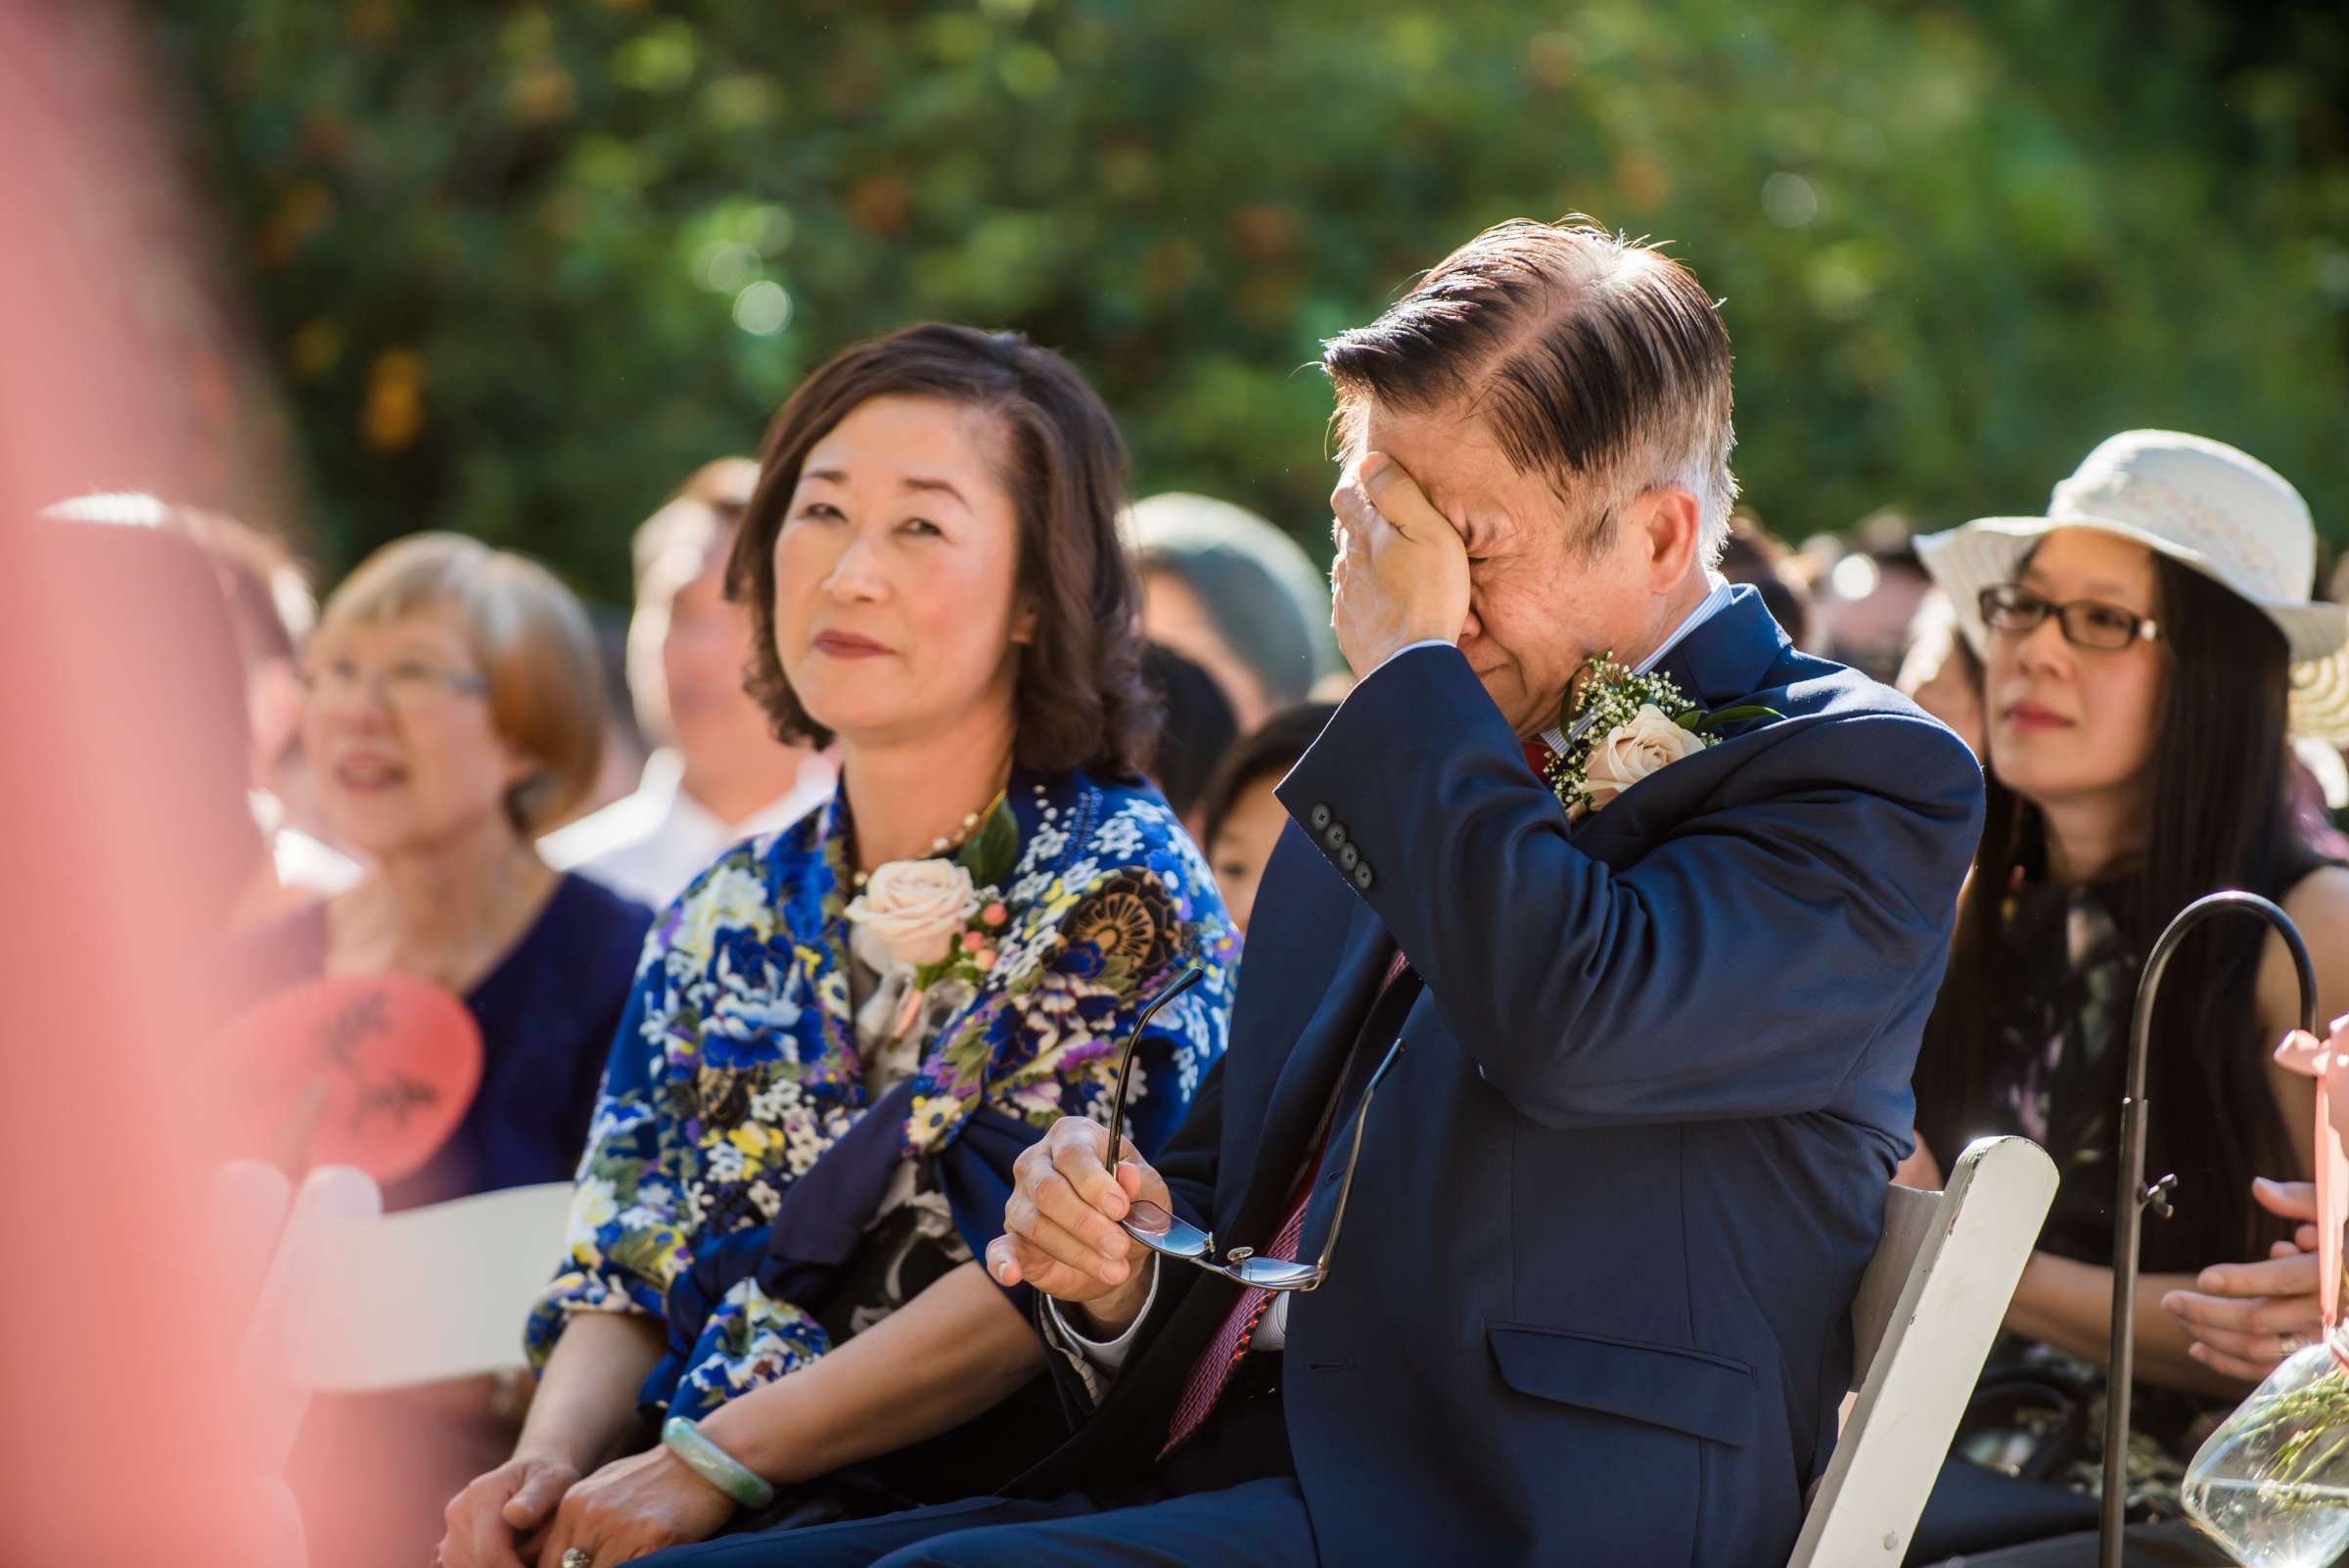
top-left (1100, 964), bottom-right (1404, 1294)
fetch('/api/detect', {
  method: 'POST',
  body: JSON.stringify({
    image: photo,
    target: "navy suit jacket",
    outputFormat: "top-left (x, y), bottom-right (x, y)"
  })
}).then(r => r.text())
top-left (1028, 587), bottom-right (1984, 1567)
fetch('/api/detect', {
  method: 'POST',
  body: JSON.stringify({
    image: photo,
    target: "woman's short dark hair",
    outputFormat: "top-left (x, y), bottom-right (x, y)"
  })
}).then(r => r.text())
top-left (728, 323), bottom-right (1158, 778)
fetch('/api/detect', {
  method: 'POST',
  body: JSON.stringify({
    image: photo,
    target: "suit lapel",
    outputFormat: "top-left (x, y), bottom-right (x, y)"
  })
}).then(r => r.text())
top-left (1647, 584), bottom-right (1790, 714)
top-left (1573, 588), bottom-right (1794, 848)
top-left (1225, 886), bottom-right (1392, 1235)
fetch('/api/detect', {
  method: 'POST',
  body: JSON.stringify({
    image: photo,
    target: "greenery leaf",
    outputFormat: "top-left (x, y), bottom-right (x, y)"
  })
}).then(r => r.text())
top-left (954, 798), bottom-right (1021, 893)
top-left (1693, 705), bottom-right (1785, 731)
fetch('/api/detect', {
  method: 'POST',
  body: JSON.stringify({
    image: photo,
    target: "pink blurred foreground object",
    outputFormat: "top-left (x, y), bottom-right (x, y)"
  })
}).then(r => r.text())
top-left (2271, 1022), bottom-right (2349, 1358)
top-left (0, 5), bottom-right (378, 1562)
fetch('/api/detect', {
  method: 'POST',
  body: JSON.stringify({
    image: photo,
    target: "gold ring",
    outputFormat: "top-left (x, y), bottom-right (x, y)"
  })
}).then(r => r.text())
top-left (2281, 1331), bottom-right (2307, 1357)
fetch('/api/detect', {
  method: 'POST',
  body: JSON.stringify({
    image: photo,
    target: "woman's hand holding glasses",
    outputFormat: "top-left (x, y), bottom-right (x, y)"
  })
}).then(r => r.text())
top-left (987, 1117), bottom-right (1167, 1339)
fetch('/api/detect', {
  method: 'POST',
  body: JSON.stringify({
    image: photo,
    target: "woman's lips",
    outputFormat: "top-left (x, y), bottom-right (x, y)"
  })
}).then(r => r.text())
top-left (812, 631), bottom-right (892, 659)
top-left (332, 757), bottom-right (408, 791)
top-left (2003, 702), bottom-right (2072, 732)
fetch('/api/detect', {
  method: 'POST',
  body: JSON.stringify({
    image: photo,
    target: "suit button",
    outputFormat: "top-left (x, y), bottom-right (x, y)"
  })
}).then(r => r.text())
top-left (1353, 861), bottom-right (1375, 892)
top-left (1339, 844), bottom-right (1360, 872)
top-left (1323, 821), bottom-right (1348, 851)
top-left (1309, 803), bottom-right (1333, 831)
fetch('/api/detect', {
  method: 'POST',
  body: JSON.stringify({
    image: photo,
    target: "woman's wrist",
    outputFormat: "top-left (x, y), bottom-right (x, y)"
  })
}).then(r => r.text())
top-left (697, 1387), bottom-right (806, 1487)
top-left (662, 1415), bottom-right (776, 1509)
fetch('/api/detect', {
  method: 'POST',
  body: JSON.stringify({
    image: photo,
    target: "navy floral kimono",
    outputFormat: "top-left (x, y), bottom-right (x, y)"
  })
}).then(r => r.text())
top-left (526, 766), bottom-right (1235, 1429)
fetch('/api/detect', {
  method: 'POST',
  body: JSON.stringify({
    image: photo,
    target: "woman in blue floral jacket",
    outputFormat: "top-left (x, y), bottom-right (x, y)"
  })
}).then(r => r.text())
top-left (439, 327), bottom-right (1236, 1568)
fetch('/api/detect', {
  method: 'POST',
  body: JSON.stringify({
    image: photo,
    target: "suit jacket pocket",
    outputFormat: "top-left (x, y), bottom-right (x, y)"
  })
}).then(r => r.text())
top-left (1486, 1319), bottom-right (1755, 1448)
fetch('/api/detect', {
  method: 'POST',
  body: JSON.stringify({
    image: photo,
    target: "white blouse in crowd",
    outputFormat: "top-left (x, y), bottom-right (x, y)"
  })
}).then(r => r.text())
top-left (539, 747), bottom-right (837, 910)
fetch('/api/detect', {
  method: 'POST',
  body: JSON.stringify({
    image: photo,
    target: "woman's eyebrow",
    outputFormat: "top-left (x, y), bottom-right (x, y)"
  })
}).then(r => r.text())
top-left (900, 475), bottom-right (970, 509)
top-left (2020, 566), bottom-right (2141, 600)
top-left (800, 467), bottom-right (968, 511)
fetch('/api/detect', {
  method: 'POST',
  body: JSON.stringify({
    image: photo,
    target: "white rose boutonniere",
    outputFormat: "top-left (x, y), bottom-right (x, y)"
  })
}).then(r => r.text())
top-left (1544, 652), bottom-right (1781, 818)
top-left (1583, 704), bottom-right (1708, 811)
top-left (845, 859), bottom-right (981, 968)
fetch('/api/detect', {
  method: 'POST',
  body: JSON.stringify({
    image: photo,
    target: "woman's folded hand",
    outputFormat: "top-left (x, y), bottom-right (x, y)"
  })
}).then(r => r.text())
top-left (2161, 1177), bottom-right (2326, 1383)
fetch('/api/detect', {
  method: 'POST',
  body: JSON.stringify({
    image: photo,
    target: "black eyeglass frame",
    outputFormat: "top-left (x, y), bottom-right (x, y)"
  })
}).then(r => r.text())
top-left (1978, 583), bottom-right (2161, 652)
top-left (1101, 965), bottom-right (1403, 1294)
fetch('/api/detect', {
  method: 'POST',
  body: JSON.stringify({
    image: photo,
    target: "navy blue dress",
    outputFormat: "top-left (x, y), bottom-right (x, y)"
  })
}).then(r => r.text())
top-left (389, 872), bottom-right (652, 1208)
top-left (237, 871), bottom-right (652, 1209)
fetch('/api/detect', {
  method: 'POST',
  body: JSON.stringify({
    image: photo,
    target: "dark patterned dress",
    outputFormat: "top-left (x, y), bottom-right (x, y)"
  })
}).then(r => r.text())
top-left (1940, 868), bottom-right (2310, 1514)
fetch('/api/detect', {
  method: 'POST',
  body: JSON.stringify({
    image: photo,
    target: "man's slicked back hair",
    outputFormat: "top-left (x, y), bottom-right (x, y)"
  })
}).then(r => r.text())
top-left (1321, 216), bottom-right (1737, 562)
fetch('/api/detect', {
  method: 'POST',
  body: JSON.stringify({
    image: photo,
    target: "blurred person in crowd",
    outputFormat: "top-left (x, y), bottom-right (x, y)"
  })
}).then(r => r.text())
top-left (542, 458), bottom-right (836, 907)
top-left (256, 532), bottom-right (653, 1204)
top-left (1195, 704), bottom-right (1335, 935)
top-left (1897, 589), bottom-right (1987, 758)
top-left (439, 325), bottom-right (1234, 1568)
top-left (1818, 511), bottom-right (1932, 683)
top-left (1718, 513), bottom-right (1818, 649)
top-left (42, 491), bottom-right (362, 911)
top-left (1128, 490), bottom-right (1340, 730)
top-left (1139, 640), bottom-right (1238, 833)
top-left (1903, 432), bottom-right (2349, 1565)
top-left (577, 606), bottom-right (653, 826)
top-left (268, 531), bottom-right (654, 1568)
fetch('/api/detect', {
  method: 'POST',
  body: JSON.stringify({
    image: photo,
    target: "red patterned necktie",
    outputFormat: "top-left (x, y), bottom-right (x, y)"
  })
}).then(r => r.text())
top-left (1523, 736), bottom-right (1557, 778)
top-left (1161, 948), bottom-right (1410, 1456)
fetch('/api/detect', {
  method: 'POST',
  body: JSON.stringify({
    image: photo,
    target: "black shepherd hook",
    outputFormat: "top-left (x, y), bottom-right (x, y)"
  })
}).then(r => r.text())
top-left (2101, 891), bottom-right (2321, 1568)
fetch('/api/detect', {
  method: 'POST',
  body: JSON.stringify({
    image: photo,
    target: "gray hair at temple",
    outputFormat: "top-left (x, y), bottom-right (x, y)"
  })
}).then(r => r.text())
top-left (1125, 492), bottom-right (1341, 718)
top-left (1320, 216), bottom-right (1738, 566)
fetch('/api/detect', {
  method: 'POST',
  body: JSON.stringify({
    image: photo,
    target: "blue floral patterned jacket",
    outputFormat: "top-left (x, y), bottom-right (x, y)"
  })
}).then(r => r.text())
top-left (526, 766), bottom-right (1236, 1421)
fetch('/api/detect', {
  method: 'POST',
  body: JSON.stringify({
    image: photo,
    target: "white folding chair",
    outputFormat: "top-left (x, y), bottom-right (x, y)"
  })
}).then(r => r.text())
top-left (230, 1170), bottom-right (575, 1567)
top-left (285, 1177), bottom-right (576, 1396)
top-left (1787, 1134), bottom-right (2058, 1568)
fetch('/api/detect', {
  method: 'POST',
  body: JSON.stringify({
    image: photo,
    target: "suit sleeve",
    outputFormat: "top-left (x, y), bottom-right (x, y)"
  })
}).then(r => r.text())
top-left (1275, 644), bottom-right (1983, 1129)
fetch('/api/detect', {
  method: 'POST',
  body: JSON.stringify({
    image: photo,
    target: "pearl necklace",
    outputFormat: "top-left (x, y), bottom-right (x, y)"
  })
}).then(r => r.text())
top-left (850, 784), bottom-right (1009, 888)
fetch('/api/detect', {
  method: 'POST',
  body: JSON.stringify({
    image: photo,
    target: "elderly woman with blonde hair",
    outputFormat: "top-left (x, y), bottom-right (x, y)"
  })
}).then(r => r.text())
top-left (251, 530), bottom-right (655, 1206)
top-left (250, 532), bottom-right (655, 1568)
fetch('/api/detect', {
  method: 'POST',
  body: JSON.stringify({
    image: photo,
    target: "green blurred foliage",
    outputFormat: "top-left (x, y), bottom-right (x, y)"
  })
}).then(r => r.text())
top-left (152, 0), bottom-right (2349, 602)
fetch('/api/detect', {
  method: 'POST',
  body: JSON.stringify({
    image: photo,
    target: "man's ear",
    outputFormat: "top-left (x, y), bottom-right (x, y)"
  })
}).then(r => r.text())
top-left (1634, 485), bottom-right (1704, 591)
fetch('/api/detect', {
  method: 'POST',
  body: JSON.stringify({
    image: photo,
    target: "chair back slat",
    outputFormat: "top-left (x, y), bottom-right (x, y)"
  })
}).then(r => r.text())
top-left (1850, 1181), bottom-right (1940, 1381)
top-left (1786, 1136), bottom-right (2057, 1568)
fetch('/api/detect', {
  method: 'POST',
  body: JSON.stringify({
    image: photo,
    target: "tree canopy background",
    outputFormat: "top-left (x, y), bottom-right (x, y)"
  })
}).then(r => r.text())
top-left (150, 0), bottom-right (2349, 604)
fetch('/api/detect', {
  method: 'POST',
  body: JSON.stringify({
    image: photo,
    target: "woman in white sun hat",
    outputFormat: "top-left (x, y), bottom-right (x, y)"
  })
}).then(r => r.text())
top-left (1900, 430), bottom-right (2349, 1565)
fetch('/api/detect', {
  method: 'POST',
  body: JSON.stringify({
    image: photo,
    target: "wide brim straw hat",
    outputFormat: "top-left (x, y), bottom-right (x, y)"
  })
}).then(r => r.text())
top-left (1914, 429), bottom-right (2349, 744)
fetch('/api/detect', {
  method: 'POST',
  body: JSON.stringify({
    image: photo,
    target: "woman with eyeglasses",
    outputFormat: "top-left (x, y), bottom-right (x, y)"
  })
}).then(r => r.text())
top-left (271, 531), bottom-right (655, 1207)
top-left (438, 325), bottom-right (1236, 1568)
top-left (1901, 431), bottom-right (2349, 1564)
top-left (256, 532), bottom-right (655, 1568)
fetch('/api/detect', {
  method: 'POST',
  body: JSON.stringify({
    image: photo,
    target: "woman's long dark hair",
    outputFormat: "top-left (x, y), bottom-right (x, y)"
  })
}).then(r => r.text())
top-left (1913, 554), bottom-right (2316, 1272)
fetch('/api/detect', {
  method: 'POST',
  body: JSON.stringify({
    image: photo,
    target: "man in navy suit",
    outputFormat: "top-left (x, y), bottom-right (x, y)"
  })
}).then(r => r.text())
top-left (642, 218), bottom-right (1983, 1568)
